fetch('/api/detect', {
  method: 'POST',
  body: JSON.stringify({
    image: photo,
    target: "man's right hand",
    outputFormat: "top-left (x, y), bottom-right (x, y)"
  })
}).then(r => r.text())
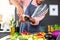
top-left (19, 15), bottom-right (26, 23)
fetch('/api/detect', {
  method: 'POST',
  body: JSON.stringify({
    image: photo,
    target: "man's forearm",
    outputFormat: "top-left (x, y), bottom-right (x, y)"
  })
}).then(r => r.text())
top-left (38, 9), bottom-right (48, 21)
top-left (10, 0), bottom-right (20, 8)
top-left (10, 0), bottom-right (24, 15)
top-left (31, 9), bottom-right (48, 25)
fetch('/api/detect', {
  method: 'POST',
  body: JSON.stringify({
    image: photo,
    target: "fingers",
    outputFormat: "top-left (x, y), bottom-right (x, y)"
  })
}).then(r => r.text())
top-left (18, 17), bottom-right (26, 23)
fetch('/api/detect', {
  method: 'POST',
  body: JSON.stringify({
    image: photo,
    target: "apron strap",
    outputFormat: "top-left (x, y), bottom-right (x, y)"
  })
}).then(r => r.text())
top-left (30, 0), bottom-right (33, 4)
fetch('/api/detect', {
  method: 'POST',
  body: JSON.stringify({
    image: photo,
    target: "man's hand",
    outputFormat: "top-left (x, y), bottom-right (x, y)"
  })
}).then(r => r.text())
top-left (24, 15), bottom-right (35, 24)
top-left (18, 15), bottom-right (26, 23)
top-left (18, 15), bottom-right (35, 24)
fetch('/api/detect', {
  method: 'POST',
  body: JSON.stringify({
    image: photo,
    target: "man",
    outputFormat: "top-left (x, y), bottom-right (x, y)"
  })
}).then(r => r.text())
top-left (9, 0), bottom-right (48, 33)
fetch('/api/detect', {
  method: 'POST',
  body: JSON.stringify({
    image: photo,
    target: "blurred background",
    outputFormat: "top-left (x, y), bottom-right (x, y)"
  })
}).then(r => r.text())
top-left (0, 0), bottom-right (15, 38)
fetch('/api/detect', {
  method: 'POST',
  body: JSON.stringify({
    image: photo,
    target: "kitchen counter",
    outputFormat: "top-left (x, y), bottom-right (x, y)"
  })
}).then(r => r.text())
top-left (0, 32), bottom-right (10, 39)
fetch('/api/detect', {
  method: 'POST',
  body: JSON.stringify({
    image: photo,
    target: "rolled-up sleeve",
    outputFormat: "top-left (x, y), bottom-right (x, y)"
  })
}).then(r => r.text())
top-left (31, 4), bottom-right (48, 25)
